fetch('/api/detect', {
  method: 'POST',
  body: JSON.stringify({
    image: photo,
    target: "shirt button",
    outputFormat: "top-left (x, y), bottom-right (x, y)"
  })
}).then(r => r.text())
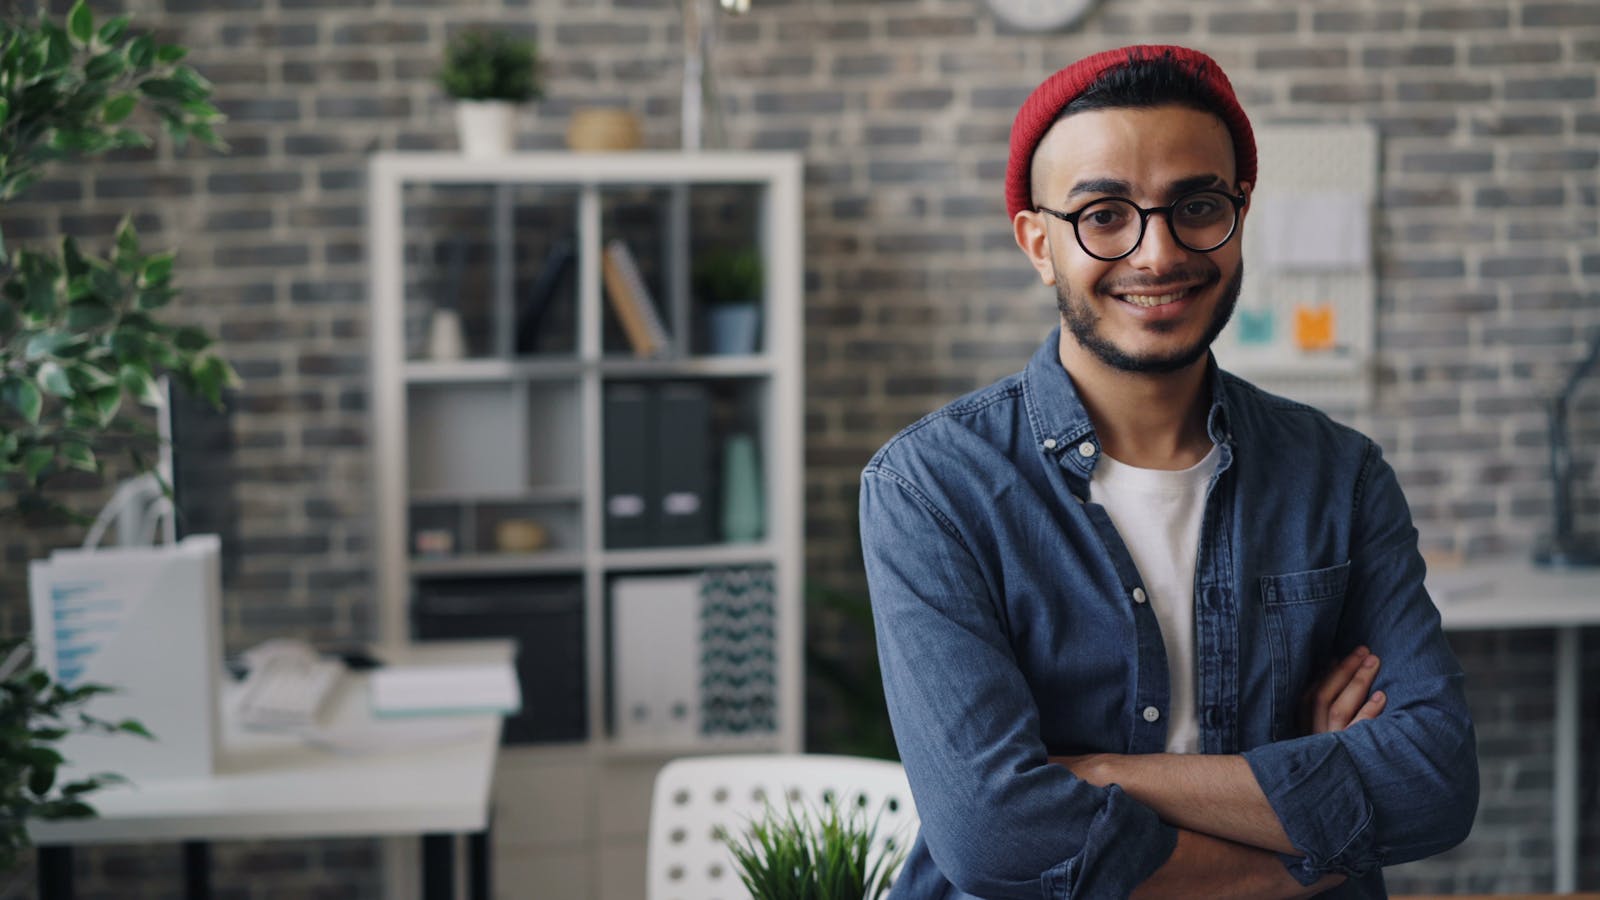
top-left (1042, 438), bottom-right (1057, 450)
top-left (1132, 587), bottom-right (1147, 604)
top-left (1078, 441), bottom-right (1096, 458)
top-left (1142, 706), bottom-right (1161, 723)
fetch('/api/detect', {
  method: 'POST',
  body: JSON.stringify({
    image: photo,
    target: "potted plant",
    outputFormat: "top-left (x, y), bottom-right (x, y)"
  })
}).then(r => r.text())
top-left (0, 639), bottom-right (149, 872)
top-left (437, 29), bottom-right (541, 157)
top-left (720, 795), bottom-right (910, 899)
top-left (0, 0), bottom-right (231, 867)
top-left (693, 246), bottom-right (763, 355)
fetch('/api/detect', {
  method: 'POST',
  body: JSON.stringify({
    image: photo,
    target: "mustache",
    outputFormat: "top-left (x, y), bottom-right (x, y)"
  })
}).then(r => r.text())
top-left (1098, 266), bottom-right (1219, 294)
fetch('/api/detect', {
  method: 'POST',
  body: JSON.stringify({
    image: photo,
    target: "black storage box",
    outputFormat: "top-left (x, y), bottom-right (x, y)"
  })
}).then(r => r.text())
top-left (412, 577), bottom-right (587, 744)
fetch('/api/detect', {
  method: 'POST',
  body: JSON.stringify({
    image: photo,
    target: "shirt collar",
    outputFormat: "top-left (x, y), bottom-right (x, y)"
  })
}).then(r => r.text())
top-left (1021, 326), bottom-right (1235, 467)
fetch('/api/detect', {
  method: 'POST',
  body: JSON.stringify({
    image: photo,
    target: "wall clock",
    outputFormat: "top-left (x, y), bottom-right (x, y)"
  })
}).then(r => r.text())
top-left (984, 0), bottom-right (1096, 32)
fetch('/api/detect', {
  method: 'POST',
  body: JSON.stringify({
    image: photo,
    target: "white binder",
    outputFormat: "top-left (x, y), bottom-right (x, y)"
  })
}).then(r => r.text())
top-left (29, 534), bottom-right (224, 782)
top-left (611, 574), bottom-right (702, 742)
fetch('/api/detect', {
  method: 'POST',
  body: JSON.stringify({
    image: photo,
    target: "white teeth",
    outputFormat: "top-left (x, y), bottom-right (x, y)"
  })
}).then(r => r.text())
top-left (1117, 290), bottom-right (1189, 308)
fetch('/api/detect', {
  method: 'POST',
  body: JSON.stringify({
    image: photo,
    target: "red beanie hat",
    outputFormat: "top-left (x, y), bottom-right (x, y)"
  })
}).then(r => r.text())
top-left (1005, 45), bottom-right (1256, 220)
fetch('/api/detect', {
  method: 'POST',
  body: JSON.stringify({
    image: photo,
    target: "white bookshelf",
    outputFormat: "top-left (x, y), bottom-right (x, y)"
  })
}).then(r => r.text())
top-left (367, 151), bottom-right (804, 898)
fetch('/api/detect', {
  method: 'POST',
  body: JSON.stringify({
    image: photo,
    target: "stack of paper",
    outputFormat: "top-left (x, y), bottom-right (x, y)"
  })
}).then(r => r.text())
top-left (370, 663), bottom-right (521, 717)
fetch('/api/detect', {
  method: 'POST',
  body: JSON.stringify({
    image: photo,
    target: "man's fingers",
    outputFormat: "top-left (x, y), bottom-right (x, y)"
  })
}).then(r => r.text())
top-left (1326, 652), bottom-right (1380, 731)
top-left (1311, 646), bottom-right (1371, 733)
top-left (1351, 690), bottom-right (1386, 725)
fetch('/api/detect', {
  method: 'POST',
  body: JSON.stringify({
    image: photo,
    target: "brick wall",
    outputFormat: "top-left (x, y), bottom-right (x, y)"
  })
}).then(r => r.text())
top-left (0, 0), bottom-right (1595, 894)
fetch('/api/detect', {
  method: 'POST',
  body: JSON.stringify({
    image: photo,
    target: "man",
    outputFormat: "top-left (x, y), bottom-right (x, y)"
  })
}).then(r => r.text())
top-left (861, 45), bottom-right (1478, 899)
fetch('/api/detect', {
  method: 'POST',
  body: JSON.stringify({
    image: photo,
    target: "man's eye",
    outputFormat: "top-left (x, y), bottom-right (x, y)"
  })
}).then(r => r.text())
top-left (1082, 206), bottom-right (1128, 229)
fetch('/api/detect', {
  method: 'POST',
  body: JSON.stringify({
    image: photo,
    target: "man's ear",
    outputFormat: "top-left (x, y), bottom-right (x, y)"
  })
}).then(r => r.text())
top-left (1236, 181), bottom-right (1253, 225)
top-left (1013, 209), bottom-right (1058, 287)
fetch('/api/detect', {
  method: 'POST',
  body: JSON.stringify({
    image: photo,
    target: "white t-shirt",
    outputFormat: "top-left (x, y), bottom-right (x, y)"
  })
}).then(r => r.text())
top-left (1088, 444), bottom-right (1220, 754)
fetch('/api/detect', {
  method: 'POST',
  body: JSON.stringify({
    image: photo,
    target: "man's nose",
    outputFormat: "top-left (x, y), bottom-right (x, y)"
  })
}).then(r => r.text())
top-left (1125, 213), bottom-right (1188, 274)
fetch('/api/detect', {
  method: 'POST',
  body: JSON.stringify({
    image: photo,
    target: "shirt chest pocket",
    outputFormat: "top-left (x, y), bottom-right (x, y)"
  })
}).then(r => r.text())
top-left (1260, 561), bottom-right (1351, 742)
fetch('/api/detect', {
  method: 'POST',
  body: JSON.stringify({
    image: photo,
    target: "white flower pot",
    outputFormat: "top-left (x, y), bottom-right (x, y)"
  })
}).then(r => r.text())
top-left (455, 100), bottom-right (518, 157)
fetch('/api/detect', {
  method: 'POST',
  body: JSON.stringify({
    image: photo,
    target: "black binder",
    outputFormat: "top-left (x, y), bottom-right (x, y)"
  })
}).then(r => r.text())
top-left (655, 382), bottom-right (713, 545)
top-left (603, 383), bottom-right (657, 549)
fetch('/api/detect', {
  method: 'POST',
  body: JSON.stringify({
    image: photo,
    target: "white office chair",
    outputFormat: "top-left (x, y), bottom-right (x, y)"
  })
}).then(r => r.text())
top-left (646, 754), bottom-right (920, 900)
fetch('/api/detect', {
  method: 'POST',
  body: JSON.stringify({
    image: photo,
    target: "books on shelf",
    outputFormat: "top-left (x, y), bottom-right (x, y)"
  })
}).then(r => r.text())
top-left (601, 239), bottom-right (671, 358)
top-left (516, 239), bottom-right (576, 355)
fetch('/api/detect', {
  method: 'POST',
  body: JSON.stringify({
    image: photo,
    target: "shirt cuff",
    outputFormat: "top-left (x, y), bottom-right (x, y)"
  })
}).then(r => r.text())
top-left (1041, 784), bottom-right (1178, 899)
top-left (1243, 734), bottom-right (1377, 883)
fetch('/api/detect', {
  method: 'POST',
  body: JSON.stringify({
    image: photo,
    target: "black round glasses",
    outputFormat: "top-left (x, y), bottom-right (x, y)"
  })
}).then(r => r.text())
top-left (1036, 189), bottom-right (1248, 262)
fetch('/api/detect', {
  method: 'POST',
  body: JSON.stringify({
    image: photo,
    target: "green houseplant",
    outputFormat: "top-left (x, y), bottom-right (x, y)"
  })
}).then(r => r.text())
top-left (720, 796), bottom-right (910, 900)
top-left (693, 246), bottom-right (763, 355)
top-left (0, 0), bottom-right (231, 867)
top-left (437, 29), bottom-right (541, 157)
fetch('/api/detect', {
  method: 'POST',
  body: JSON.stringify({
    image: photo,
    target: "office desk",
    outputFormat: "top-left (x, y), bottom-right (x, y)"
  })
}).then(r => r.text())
top-left (29, 640), bottom-right (512, 900)
top-left (1428, 562), bottom-right (1600, 895)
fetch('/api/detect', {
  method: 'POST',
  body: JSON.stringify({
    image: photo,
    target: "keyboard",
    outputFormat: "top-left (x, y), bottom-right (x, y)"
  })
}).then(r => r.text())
top-left (235, 651), bottom-right (345, 731)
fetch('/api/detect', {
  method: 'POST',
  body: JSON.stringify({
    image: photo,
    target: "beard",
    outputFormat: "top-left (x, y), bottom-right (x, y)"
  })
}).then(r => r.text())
top-left (1056, 262), bottom-right (1243, 375)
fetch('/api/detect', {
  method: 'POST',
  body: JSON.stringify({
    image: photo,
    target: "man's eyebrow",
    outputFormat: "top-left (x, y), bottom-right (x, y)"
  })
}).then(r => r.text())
top-left (1063, 174), bottom-right (1229, 203)
top-left (1065, 177), bottom-right (1132, 200)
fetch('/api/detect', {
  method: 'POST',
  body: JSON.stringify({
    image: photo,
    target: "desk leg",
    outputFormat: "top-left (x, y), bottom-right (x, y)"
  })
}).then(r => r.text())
top-left (1554, 627), bottom-right (1578, 894)
top-left (469, 829), bottom-right (490, 900)
top-left (422, 833), bottom-right (454, 900)
top-left (37, 845), bottom-right (73, 900)
top-left (183, 841), bottom-right (211, 900)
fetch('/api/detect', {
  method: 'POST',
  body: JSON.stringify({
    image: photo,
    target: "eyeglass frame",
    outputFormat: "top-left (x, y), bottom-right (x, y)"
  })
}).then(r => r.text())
top-left (1035, 188), bottom-right (1249, 262)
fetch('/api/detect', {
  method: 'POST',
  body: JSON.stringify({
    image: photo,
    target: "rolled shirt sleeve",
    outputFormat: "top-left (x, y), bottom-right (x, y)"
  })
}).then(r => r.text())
top-left (1243, 443), bottom-right (1479, 883)
top-left (863, 465), bottom-right (1178, 899)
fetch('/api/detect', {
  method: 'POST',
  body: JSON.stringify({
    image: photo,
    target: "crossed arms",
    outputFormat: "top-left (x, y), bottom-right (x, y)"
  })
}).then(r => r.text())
top-left (1055, 648), bottom-right (1388, 900)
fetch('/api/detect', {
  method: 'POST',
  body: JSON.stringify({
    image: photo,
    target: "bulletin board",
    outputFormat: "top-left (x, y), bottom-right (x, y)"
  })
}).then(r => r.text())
top-left (1214, 123), bottom-right (1379, 411)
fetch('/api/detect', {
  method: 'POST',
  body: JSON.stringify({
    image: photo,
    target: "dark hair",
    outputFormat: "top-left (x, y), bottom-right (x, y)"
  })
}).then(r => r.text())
top-left (1057, 50), bottom-right (1231, 125)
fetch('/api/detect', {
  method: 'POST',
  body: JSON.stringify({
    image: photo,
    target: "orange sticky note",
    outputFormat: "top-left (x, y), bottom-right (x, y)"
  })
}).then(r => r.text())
top-left (1293, 305), bottom-right (1336, 351)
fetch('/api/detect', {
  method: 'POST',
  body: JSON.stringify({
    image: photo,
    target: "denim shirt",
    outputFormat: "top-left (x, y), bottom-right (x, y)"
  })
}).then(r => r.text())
top-left (861, 329), bottom-right (1478, 899)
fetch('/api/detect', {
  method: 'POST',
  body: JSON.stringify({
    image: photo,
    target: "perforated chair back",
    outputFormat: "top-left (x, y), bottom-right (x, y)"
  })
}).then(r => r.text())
top-left (646, 754), bottom-right (920, 900)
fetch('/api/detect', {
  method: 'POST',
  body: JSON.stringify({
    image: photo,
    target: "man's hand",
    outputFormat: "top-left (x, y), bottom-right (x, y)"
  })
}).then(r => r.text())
top-left (1303, 645), bottom-right (1386, 735)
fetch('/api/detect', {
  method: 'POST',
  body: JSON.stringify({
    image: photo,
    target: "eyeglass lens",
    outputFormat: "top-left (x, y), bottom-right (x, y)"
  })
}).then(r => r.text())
top-left (1075, 190), bottom-right (1238, 259)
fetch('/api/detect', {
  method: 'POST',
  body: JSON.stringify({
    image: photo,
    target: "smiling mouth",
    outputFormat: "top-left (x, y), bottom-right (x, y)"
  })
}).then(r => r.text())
top-left (1113, 285), bottom-right (1199, 308)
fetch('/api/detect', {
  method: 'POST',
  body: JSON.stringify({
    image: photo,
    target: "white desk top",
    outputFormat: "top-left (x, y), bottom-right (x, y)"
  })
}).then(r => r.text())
top-left (1427, 559), bottom-right (1600, 631)
top-left (30, 640), bottom-right (512, 847)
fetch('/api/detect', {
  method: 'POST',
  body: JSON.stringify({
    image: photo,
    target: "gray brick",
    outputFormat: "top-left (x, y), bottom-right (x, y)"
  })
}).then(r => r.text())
top-left (776, 19), bottom-right (870, 42)
top-left (1290, 82), bottom-right (1383, 104)
top-left (218, 23), bottom-right (318, 47)
top-left (1467, 41), bottom-right (1564, 66)
top-left (207, 172), bottom-right (304, 195)
top-left (971, 86), bottom-right (1031, 111)
top-left (94, 174), bottom-right (194, 199)
top-left (1382, 186), bottom-right (1462, 209)
top-left (1397, 80), bottom-right (1493, 103)
top-left (751, 128), bottom-right (811, 151)
top-left (217, 97), bottom-right (303, 123)
top-left (28, 179), bottom-right (82, 203)
top-left (866, 159), bottom-right (956, 184)
top-left (1372, 114), bottom-right (1459, 138)
top-left (554, 23), bottom-right (651, 45)
top-left (1480, 256), bottom-right (1570, 278)
top-left (283, 59), bottom-right (382, 84)
top-left (1522, 3), bottom-right (1600, 26)
top-left (1506, 149), bottom-right (1599, 172)
top-left (1362, 45), bottom-right (1455, 68)
top-left (833, 54), bottom-right (894, 78)
top-left (1476, 186), bottom-right (1567, 209)
top-left (1505, 76), bottom-right (1596, 101)
top-left (331, 22), bottom-right (429, 44)
top-left (1312, 10), bottom-right (1404, 32)
top-left (1256, 47), bottom-right (1347, 69)
top-left (873, 233), bottom-right (965, 254)
top-left (753, 91), bottom-right (847, 115)
top-left (285, 133), bottom-right (360, 156)
top-left (214, 243), bottom-right (311, 268)
top-left (1379, 256), bottom-right (1467, 279)
top-left (885, 16), bottom-right (976, 39)
top-left (1471, 114), bottom-right (1566, 137)
top-left (1417, 7), bottom-right (1511, 29)
top-left (863, 125), bottom-right (922, 146)
top-left (1209, 10), bottom-right (1298, 34)
top-left (205, 208), bottom-right (275, 231)
top-left (314, 96), bottom-right (413, 120)
top-left (886, 88), bottom-right (953, 111)
top-left (1401, 151), bottom-right (1494, 174)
